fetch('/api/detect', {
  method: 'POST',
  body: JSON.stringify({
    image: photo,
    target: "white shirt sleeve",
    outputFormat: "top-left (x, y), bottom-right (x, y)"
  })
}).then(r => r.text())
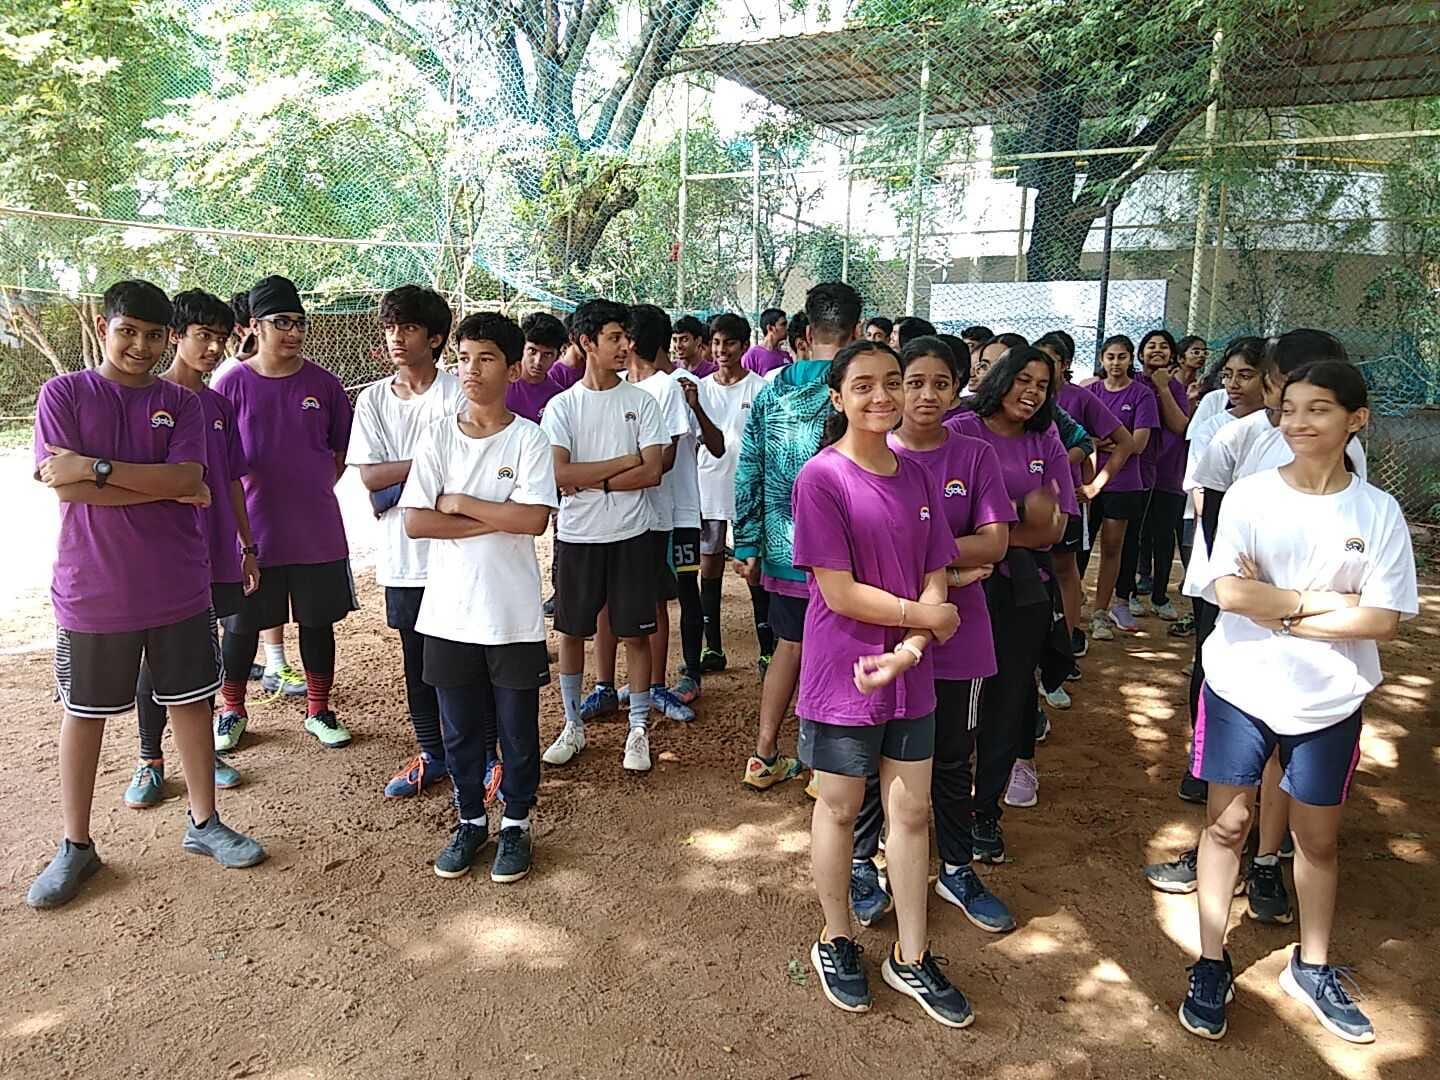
top-left (398, 426), bottom-right (442, 510)
top-left (1190, 419), bottom-right (1245, 492)
top-left (1359, 494), bottom-right (1420, 618)
top-left (657, 378), bottom-right (691, 441)
top-left (635, 389), bottom-right (667, 450)
top-left (512, 425), bottom-right (561, 509)
top-left (1347, 437), bottom-right (1368, 481)
top-left (539, 389), bottom-right (572, 450)
top-left (345, 384), bottom-right (390, 466)
top-left (1197, 480), bottom-right (1256, 603)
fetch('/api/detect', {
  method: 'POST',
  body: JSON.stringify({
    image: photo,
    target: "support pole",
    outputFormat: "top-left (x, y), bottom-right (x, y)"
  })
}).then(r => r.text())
top-left (1186, 27), bottom-right (1224, 332)
top-left (676, 78), bottom-right (690, 310)
top-left (904, 58), bottom-right (931, 317)
top-left (1094, 203), bottom-right (1115, 370)
top-left (841, 137), bottom-right (854, 284)
top-left (1205, 181), bottom-right (1229, 339)
top-left (1013, 186), bottom-right (1028, 282)
top-left (751, 141), bottom-right (761, 327)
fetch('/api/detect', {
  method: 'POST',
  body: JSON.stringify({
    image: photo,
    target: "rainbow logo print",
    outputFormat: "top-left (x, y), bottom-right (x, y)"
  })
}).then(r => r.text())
top-left (150, 410), bottom-right (175, 429)
top-left (1028, 459), bottom-right (1045, 474)
top-left (1344, 537), bottom-right (1366, 553)
top-left (919, 505), bottom-right (931, 521)
top-left (213, 418), bottom-right (224, 431)
top-left (300, 396), bottom-right (321, 410)
top-left (944, 478), bottom-right (967, 498)
top-left (497, 466), bottom-right (515, 480)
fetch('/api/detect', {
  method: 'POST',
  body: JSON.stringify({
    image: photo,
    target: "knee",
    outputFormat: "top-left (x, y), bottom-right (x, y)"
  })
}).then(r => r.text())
top-left (817, 792), bottom-right (862, 829)
top-left (1204, 809), bottom-right (1250, 851)
top-left (1291, 827), bottom-right (1337, 864)
top-left (887, 790), bottom-right (931, 834)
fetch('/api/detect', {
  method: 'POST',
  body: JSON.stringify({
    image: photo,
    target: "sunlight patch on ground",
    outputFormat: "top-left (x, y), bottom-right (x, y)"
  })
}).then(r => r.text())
top-left (1359, 729), bottom-right (1399, 771)
top-left (1150, 889), bottom-right (1201, 957)
top-left (399, 911), bottom-right (572, 971)
top-left (4, 1010), bottom-right (65, 1038)
top-left (684, 822), bottom-right (810, 862)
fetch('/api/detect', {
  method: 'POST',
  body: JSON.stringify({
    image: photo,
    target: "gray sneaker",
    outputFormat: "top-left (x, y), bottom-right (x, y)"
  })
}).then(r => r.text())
top-left (182, 813), bottom-right (267, 868)
top-left (27, 839), bottom-right (102, 909)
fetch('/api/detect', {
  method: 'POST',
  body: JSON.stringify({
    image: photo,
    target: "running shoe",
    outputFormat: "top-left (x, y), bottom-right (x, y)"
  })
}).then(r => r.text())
top-left (1246, 858), bottom-right (1294, 924)
top-left (304, 710), bottom-right (352, 749)
top-left (26, 839), bottom-right (102, 909)
top-left (542, 594), bottom-right (556, 618)
top-left (1128, 595), bottom-right (1148, 618)
top-left (1089, 610), bottom-right (1115, 641)
top-left (123, 761), bottom-right (165, 809)
top-left (483, 759), bottom-right (503, 806)
top-left (490, 825), bottom-right (533, 883)
top-left (182, 813), bottom-right (267, 868)
top-left (434, 822), bottom-right (489, 879)
top-left (542, 722), bottom-right (586, 765)
top-left (261, 663), bottom-right (306, 696)
top-left (1071, 626), bottom-right (1089, 658)
top-left (882, 945), bottom-right (975, 1028)
top-left (1043, 685), bottom-right (1071, 710)
top-left (935, 863), bottom-right (1015, 932)
top-left (213, 755), bottom-right (241, 790)
top-left (622, 726), bottom-right (652, 772)
top-left (1004, 759), bottom-right (1038, 808)
top-left (1137, 573), bottom-right (1153, 595)
top-left (651, 686), bottom-right (695, 723)
top-left (1154, 600), bottom-right (1180, 621)
top-left (850, 859), bottom-right (892, 926)
top-left (757, 654), bottom-right (772, 680)
top-left (579, 684), bottom-right (619, 722)
top-left (248, 662), bottom-right (264, 681)
top-left (1108, 601), bottom-right (1140, 633)
top-left (1168, 614), bottom-right (1195, 637)
top-left (804, 773), bottom-right (819, 800)
top-left (384, 754), bottom-right (449, 798)
top-left (699, 648), bottom-right (728, 673)
top-left (1278, 947), bottom-right (1374, 1044)
top-left (743, 754), bottom-right (803, 791)
top-left (1178, 772), bottom-right (1208, 804)
top-left (1144, 848), bottom-right (1199, 894)
top-left (670, 673), bottom-right (701, 706)
top-left (214, 710), bottom-right (247, 753)
top-left (971, 816), bottom-right (1006, 864)
top-left (1178, 953), bottom-right (1234, 1040)
top-left (811, 935), bottom-right (871, 1013)
top-left (1034, 708), bottom-right (1052, 743)
top-left (1065, 661), bottom-right (1082, 682)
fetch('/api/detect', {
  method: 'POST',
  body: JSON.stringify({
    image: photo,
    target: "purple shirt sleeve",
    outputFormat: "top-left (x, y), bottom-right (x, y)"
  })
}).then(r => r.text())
top-left (970, 442), bottom-right (1018, 529)
top-left (32, 377), bottom-right (80, 479)
top-left (1133, 386), bottom-right (1160, 431)
top-left (1078, 392), bottom-right (1121, 441)
top-left (1041, 428), bottom-right (1079, 515)
top-left (223, 397), bottom-right (249, 480)
top-left (790, 460), bottom-right (850, 573)
top-left (167, 389), bottom-right (208, 473)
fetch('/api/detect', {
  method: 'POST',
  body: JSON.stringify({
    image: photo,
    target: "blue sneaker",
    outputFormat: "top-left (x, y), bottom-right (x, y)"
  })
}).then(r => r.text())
top-left (123, 760), bottom-right (165, 808)
top-left (27, 839), bottom-right (102, 909)
top-left (935, 863), bottom-right (1016, 932)
top-left (182, 813), bottom-right (266, 868)
top-left (850, 859), bottom-right (892, 927)
top-left (811, 935), bottom-right (871, 1013)
top-left (579, 684), bottom-right (619, 722)
top-left (490, 825), bottom-right (533, 883)
top-left (617, 684), bottom-right (696, 722)
top-left (384, 753), bottom-right (449, 798)
top-left (1178, 953), bottom-right (1234, 1040)
top-left (213, 754), bottom-right (241, 790)
top-left (670, 673), bottom-right (701, 705)
top-left (1279, 947), bottom-right (1375, 1044)
top-left (882, 945), bottom-right (975, 1028)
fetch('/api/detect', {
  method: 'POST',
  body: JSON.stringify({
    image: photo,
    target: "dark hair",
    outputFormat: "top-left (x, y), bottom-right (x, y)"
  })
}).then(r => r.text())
top-left (673, 315), bottom-right (705, 339)
top-left (1263, 328), bottom-right (1348, 376)
top-left (805, 282), bottom-right (863, 342)
top-left (787, 312), bottom-right (810, 348)
top-left (1200, 335), bottom-right (1265, 395)
top-left (711, 312), bottom-right (751, 344)
top-left (521, 311), bottom-right (568, 351)
top-left (865, 316), bottom-right (894, 337)
top-left (981, 332), bottom-right (1028, 355)
top-left (820, 340), bottom-right (900, 448)
top-left (102, 279), bottom-right (171, 327)
top-left (1138, 329), bottom-right (1178, 363)
top-left (1099, 334), bottom-right (1135, 358)
top-left (170, 289), bottom-right (235, 336)
top-left (894, 316), bottom-right (936, 348)
top-left (380, 285), bottom-right (453, 360)
top-left (455, 312), bottom-right (525, 365)
top-left (1282, 360), bottom-right (1368, 411)
top-left (572, 298), bottom-right (629, 353)
top-left (626, 303), bottom-right (672, 363)
top-left (936, 333), bottom-right (971, 387)
top-left (229, 290), bottom-right (251, 327)
top-left (1177, 334), bottom-right (1206, 358)
top-left (901, 335), bottom-right (961, 384)
top-left (965, 345), bottom-right (1058, 433)
top-left (961, 324), bottom-right (994, 343)
top-left (759, 307), bottom-right (787, 333)
top-left (1034, 330), bottom-right (1074, 364)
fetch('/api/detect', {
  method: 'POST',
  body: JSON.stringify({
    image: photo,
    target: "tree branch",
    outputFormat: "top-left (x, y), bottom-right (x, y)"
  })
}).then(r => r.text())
top-left (607, 0), bottom-right (702, 151)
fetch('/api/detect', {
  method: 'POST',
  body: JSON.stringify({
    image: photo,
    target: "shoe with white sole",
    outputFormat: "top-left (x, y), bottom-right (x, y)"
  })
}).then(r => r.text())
top-left (622, 726), bottom-right (652, 772)
top-left (542, 722), bottom-right (586, 765)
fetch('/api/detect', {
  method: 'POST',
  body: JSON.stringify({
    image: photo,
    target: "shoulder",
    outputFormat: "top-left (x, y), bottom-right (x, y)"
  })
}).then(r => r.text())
top-left (304, 361), bottom-right (346, 392)
top-left (354, 377), bottom-right (390, 410)
top-left (38, 371), bottom-right (83, 407)
top-left (511, 415), bottom-right (549, 448)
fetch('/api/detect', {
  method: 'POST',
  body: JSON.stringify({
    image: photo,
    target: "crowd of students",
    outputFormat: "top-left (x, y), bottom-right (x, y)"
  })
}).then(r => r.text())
top-left (26, 275), bottom-right (1419, 1048)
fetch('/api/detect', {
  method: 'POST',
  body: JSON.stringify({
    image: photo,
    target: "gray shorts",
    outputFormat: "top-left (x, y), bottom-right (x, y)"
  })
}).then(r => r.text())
top-left (798, 713), bottom-right (936, 778)
top-left (700, 518), bottom-right (728, 557)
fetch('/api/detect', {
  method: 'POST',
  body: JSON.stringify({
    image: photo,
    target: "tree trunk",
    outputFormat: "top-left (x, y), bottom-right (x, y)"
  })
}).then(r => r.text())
top-left (547, 161), bottom-right (639, 276)
top-left (0, 288), bottom-right (69, 376)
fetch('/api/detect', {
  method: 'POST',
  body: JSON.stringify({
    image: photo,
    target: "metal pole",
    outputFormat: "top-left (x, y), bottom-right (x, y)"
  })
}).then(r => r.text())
top-left (905, 58), bottom-right (930, 317)
top-left (676, 78), bottom-right (690, 309)
top-left (1094, 203), bottom-right (1115, 370)
top-left (1186, 27), bottom-right (1224, 331)
top-left (841, 138), bottom-right (854, 283)
top-left (1013, 186), bottom-right (1028, 282)
top-left (1205, 180), bottom-right (1229, 339)
top-left (750, 141), bottom-right (761, 327)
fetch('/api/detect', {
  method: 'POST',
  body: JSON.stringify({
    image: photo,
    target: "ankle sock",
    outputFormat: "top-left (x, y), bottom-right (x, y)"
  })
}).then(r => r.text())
top-left (263, 642), bottom-right (287, 675)
top-left (559, 672), bottom-right (582, 727)
top-left (628, 689), bottom-right (651, 729)
top-left (500, 816), bottom-right (531, 832)
top-left (1254, 852), bottom-right (1280, 868)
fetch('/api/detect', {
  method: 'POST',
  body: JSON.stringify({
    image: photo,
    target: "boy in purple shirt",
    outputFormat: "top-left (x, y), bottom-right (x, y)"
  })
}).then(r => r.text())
top-left (671, 315), bottom-right (717, 378)
top-left (28, 280), bottom-right (265, 909)
top-left (506, 312), bottom-right (570, 422)
top-left (741, 307), bottom-right (790, 376)
top-left (213, 276), bottom-right (357, 750)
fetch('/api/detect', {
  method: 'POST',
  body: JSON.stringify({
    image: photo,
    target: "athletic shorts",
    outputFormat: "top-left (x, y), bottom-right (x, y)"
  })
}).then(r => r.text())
top-left (699, 518), bottom-right (729, 557)
top-left (798, 713), bottom-right (937, 778)
top-left (554, 533), bottom-right (659, 639)
top-left (55, 608), bottom-right (220, 718)
top-left (671, 527), bottom-right (700, 575)
top-left (651, 530), bottom-right (679, 602)
top-left (1095, 489), bottom-right (1149, 522)
top-left (1192, 685), bottom-right (1363, 807)
top-left (222, 559), bottom-right (358, 633)
top-left (210, 581), bottom-right (244, 621)
top-left (1058, 509), bottom-right (1085, 554)
top-left (422, 637), bottom-right (551, 692)
top-left (768, 591), bottom-right (809, 643)
top-left (385, 585), bottom-right (425, 632)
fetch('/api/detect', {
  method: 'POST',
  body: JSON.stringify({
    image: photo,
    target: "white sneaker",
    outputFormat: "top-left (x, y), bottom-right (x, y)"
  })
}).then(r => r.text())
top-left (623, 726), bottom-right (652, 772)
top-left (542, 722), bottom-right (586, 765)
top-left (1128, 595), bottom-right (1148, 618)
top-left (1043, 685), bottom-right (1072, 710)
top-left (1089, 611), bottom-right (1115, 642)
top-left (1153, 600), bottom-right (1179, 621)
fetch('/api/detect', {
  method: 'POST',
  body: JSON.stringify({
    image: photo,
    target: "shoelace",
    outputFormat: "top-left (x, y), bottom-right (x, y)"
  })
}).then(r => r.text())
top-left (217, 713), bottom-right (241, 736)
top-left (831, 937), bottom-right (864, 975)
top-left (1251, 863), bottom-right (1284, 893)
top-left (496, 827), bottom-right (525, 858)
top-left (916, 951), bottom-right (954, 991)
top-left (392, 755), bottom-right (426, 787)
top-left (1176, 848), bottom-right (1199, 872)
top-left (312, 711), bottom-right (340, 730)
top-left (132, 763), bottom-right (160, 785)
top-left (1187, 960), bottom-right (1230, 1007)
top-left (1316, 965), bottom-right (1364, 1008)
top-left (850, 865), bottom-right (879, 902)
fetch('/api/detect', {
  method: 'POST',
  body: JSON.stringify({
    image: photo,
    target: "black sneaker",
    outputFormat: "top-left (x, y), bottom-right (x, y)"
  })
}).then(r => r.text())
top-left (433, 822), bottom-right (489, 879)
top-left (1178, 772), bottom-right (1208, 804)
top-left (811, 935), bottom-right (871, 1012)
top-left (699, 648), bottom-right (728, 673)
top-left (1178, 953), bottom-right (1234, 1040)
top-left (1065, 661), bottom-right (1081, 682)
top-left (1246, 858), bottom-right (1293, 924)
top-left (1070, 627), bottom-right (1088, 658)
top-left (971, 815), bottom-right (1006, 864)
top-left (850, 859), bottom-right (893, 927)
top-left (248, 662), bottom-right (264, 681)
top-left (1144, 848), bottom-right (1198, 894)
top-left (543, 594), bottom-right (556, 618)
top-left (1279, 832), bottom-right (1294, 859)
top-left (490, 825), bottom-right (533, 883)
top-left (882, 945), bottom-right (974, 1028)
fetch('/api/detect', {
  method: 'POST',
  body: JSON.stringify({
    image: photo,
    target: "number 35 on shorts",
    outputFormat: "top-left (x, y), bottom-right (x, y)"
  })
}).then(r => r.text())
top-left (671, 529), bottom-right (700, 574)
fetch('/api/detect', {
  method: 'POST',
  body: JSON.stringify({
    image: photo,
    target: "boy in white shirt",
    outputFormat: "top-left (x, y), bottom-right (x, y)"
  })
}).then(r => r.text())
top-left (399, 312), bottom-right (556, 882)
top-left (347, 286), bottom-right (467, 799)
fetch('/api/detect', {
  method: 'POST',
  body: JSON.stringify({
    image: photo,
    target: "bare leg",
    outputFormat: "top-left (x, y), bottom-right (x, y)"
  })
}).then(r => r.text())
top-left (557, 633), bottom-right (585, 678)
top-left (1093, 518), bottom-right (1126, 611)
top-left (650, 602), bottom-right (669, 686)
top-left (699, 553), bottom-right (725, 578)
top-left (812, 771), bottom-right (865, 939)
top-left (1053, 551), bottom-right (1082, 632)
top-left (880, 755), bottom-right (934, 963)
top-left (621, 636), bottom-right (651, 702)
top-left (60, 712), bottom-right (106, 843)
top-left (169, 699), bottom-right (216, 823)
top-left (755, 638), bottom-right (801, 759)
top-left (1256, 752), bottom-right (1291, 855)
top-left (1289, 799), bottom-right (1344, 965)
top-left (594, 607), bottom-right (617, 684)
top-left (1197, 782), bottom-right (1254, 959)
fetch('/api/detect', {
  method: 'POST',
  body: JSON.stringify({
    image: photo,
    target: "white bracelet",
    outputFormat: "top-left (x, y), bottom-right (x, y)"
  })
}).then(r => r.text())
top-left (895, 640), bottom-right (924, 665)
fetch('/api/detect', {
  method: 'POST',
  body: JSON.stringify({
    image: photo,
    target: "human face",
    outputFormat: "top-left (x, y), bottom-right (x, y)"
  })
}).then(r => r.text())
top-left (769, 316), bottom-right (789, 344)
top-left (1219, 353), bottom-right (1262, 410)
top-left (971, 342), bottom-right (1005, 391)
top-left (456, 338), bottom-right (516, 406)
top-left (888, 326), bottom-right (902, 352)
top-left (1140, 335), bottom-right (1173, 373)
top-left (713, 332), bottom-right (745, 370)
top-left (865, 324), bottom-right (888, 344)
top-left (521, 340), bottom-right (558, 383)
top-left (97, 313), bottom-right (169, 382)
top-left (791, 336), bottom-right (812, 360)
top-left (583, 320), bottom-right (629, 371)
top-left (254, 311), bottom-right (306, 361)
top-left (1001, 360), bottom-right (1051, 426)
top-left (172, 323), bottom-right (230, 375)
top-left (1037, 343), bottom-right (1071, 383)
top-left (830, 351), bottom-right (903, 436)
top-left (1280, 380), bottom-right (1367, 459)
top-left (1101, 344), bottom-right (1134, 382)
top-left (671, 331), bottom-right (697, 366)
top-left (902, 354), bottom-right (954, 430)
top-left (1182, 340), bottom-right (1208, 373)
top-left (384, 320), bottom-right (440, 369)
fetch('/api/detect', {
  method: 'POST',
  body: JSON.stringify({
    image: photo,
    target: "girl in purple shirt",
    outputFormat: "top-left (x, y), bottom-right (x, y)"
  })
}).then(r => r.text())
top-left (1134, 329), bottom-right (1193, 621)
top-left (790, 340), bottom-right (973, 1028)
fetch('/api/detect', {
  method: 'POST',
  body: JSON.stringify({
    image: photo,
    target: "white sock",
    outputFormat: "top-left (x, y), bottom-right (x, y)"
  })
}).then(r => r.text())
top-left (460, 816), bottom-right (486, 827)
top-left (263, 642), bottom-right (287, 675)
top-left (944, 862), bottom-right (964, 876)
top-left (1254, 852), bottom-right (1280, 867)
top-left (500, 816), bottom-right (530, 832)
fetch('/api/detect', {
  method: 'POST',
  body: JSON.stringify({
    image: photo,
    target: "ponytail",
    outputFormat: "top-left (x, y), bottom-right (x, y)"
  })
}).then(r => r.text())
top-left (820, 407), bottom-right (849, 448)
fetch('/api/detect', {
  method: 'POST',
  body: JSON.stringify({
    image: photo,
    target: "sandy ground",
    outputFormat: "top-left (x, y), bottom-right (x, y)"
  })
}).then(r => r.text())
top-left (1, 461), bottom-right (1437, 1079)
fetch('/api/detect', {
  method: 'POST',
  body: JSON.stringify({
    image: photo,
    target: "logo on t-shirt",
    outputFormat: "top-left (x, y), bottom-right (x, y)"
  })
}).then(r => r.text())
top-left (944, 478), bottom-right (967, 498)
top-left (497, 466), bottom-right (515, 480)
top-left (624, 411), bottom-right (637, 422)
top-left (1028, 459), bottom-right (1044, 474)
top-left (919, 505), bottom-right (931, 521)
top-left (741, 402), bottom-right (751, 411)
top-left (300, 396), bottom-right (321, 410)
top-left (150, 410), bottom-right (175, 429)
top-left (1121, 403), bottom-right (1133, 412)
top-left (1345, 537), bottom-right (1366, 553)
top-left (212, 418), bottom-right (224, 431)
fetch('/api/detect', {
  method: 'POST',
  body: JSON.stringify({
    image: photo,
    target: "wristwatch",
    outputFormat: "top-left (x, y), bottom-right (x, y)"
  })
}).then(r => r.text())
top-left (92, 458), bottom-right (113, 488)
top-left (241, 545), bottom-right (259, 557)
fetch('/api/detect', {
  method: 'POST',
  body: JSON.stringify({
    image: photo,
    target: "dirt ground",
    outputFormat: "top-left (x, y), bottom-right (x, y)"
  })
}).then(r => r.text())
top-left (1, 542), bottom-right (1437, 1080)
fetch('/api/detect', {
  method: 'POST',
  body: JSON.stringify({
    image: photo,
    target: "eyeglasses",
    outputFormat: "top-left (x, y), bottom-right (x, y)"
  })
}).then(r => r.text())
top-left (261, 315), bottom-right (308, 332)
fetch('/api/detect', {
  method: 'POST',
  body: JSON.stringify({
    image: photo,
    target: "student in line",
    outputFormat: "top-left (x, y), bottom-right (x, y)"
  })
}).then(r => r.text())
top-left (1176, 335), bottom-right (1209, 401)
top-left (671, 315), bottom-right (716, 379)
top-left (1133, 330), bottom-right (1191, 620)
top-left (793, 340), bottom-right (973, 1028)
top-left (1179, 361), bottom-right (1415, 1045)
top-left (124, 290), bottom-right (257, 808)
top-left (742, 307), bottom-right (790, 377)
top-left (347, 286), bottom-right (466, 798)
top-left (787, 312), bottom-right (812, 364)
top-left (505, 312), bottom-right (570, 422)
top-left (863, 316), bottom-right (893, 344)
top-left (959, 325), bottom-right (994, 366)
top-left (399, 312), bottom-right (556, 882)
top-left (29, 280), bottom-right (265, 909)
top-left (889, 316), bottom-right (936, 353)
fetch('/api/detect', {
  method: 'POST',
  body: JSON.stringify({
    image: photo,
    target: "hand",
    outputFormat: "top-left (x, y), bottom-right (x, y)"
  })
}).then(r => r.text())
top-left (436, 493), bottom-right (463, 516)
top-left (1235, 552), bottom-right (1262, 582)
top-left (733, 557), bottom-right (760, 586)
top-left (38, 444), bottom-right (94, 487)
top-left (1094, 436), bottom-right (1118, 453)
top-left (177, 482), bottom-right (212, 508)
top-left (681, 379), bottom-right (700, 412)
top-left (947, 565), bottom-right (993, 589)
top-left (1077, 482), bottom-right (1096, 504)
top-left (852, 650), bottom-right (915, 695)
top-left (241, 553), bottom-right (261, 595)
top-left (1022, 484), bottom-right (1063, 535)
top-left (927, 602), bottom-right (960, 643)
top-left (1252, 618), bottom-right (1286, 632)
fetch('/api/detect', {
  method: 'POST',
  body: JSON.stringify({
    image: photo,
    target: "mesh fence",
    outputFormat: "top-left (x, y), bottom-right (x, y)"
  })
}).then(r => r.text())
top-left (2, 1), bottom-right (1439, 513)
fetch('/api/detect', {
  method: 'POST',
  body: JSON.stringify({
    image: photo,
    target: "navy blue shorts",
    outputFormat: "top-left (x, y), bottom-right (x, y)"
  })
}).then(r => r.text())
top-left (1192, 685), bottom-right (1362, 807)
top-left (768, 591), bottom-right (809, 643)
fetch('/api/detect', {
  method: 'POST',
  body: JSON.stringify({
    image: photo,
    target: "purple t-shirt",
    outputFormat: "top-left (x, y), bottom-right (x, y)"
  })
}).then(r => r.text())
top-left (1056, 381), bottom-right (1121, 489)
top-left (506, 376), bottom-right (564, 424)
top-left (215, 361), bottom-right (352, 567)
top-left (197, 386), bottom-right (249, 584)
top-left (791, 447), bottom-right (956, 726)
top-left (547, 360), bottom-right (583, 391)
top-left (34, 370), bottom-right (211, 634)
top-left (1144, 376), bottom-right (1192, 494)
top-left (683, 359), bottom-right (718, 379)
top-left (741, 344), bottom-right (789, 377)
top-left (890, 431), bottom-right (1016, 681)
top-left (1084, 380), bottom-right (1157, 492)
top-left (943, 411), bottom-right (1079, 519)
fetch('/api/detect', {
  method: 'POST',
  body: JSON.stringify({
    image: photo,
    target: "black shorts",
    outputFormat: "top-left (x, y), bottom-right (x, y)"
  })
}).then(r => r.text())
top-left (671, 527), bottom-right (701, 575)
top-left (1096, 489), bottom-right (1149, 522)
top-left (768, 591), bottom-right (809, 643)
top-left (385, 585), bottom-right (424, 631)
top-left (554, 533), bottom-right (659, 639)
top-left (798, 713), bottom-right (937, 778)
top-left (422, 637), bottom-right (551, 691)
top-left (222, 559), bottom-right (358, 633)
top-left (1058, 508), bottom-right (1086, 554)
top-left (210, 581), bottom-right (245, 621)
top-left (55, 608), bottom-right (220, 718)
top-left (651, 530), bottom-right (679, 602)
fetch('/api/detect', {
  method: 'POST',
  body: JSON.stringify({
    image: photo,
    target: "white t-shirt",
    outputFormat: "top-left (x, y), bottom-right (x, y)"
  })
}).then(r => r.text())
top-left (1191, 386), bottom-right (1229, 429)
top-left (1198, 469), bottom-right (1418, 732)
top-left (1181, 406), bottom-right (1247, 522)
top-left (540, 379), bottom-right (667, 543)
top-left (665, 371), bottom-right (704, 530)
top-left (346, 369), bottom-right (465, 586)
top-left (697, 371), bottom-right (764, 521)
top-left (633, 372), bottom-right (693, 532)
top-left (398, 415), bottom-right (558, 645)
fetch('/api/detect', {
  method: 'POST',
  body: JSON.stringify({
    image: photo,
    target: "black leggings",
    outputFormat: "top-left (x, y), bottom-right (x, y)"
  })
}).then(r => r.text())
top-left (435, 681), bottom-right (539, 820)
top-left (1137, 490), bottom-right (1186, 604)
top-left (675, 570), bottom-right (704, 676)
top-left (221, 623), bottom-right (335, 689)
top-left (399, 628), bottom-right (443, 760)
top-left (1188, 596), bottom-right (1220, 732)
top-left (974, 593), bottom-right (1050, 822)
